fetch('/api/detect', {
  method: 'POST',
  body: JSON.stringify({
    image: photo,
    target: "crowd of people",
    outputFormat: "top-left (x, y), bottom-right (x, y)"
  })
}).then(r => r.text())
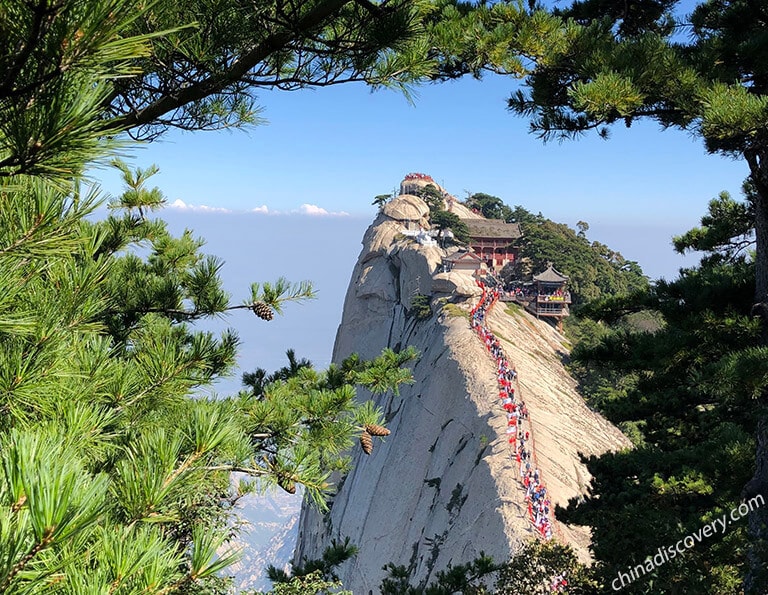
top-left (403, 172), bottom-right (436, 182)
top-left (469, 281), bottom-right (555, 542)
top-left (507, 286), bottom-right (528, 300)
top-left (540, 288), bottom-right (570, 302)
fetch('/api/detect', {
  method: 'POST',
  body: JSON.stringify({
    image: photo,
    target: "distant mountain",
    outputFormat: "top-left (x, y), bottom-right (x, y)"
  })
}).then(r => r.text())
top-left (227, 491), bottom-right (302, 591)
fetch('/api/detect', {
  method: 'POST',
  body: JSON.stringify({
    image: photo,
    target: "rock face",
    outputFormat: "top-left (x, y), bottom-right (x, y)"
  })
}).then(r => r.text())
top-left (294, 194), bottom-right (630, 593)
top-left (381, 193), bottom-right (430, 222)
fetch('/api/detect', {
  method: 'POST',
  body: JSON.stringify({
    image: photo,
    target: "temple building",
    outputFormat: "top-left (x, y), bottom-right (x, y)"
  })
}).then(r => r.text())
top-left (460, 219), bottom-right (522, 270)
top-left (442, 250), bottom-right (484, 274)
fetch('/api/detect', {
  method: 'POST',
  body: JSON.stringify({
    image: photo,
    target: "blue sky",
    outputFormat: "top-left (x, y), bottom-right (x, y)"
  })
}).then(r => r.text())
top-left (93, 74), bottom-right (748, 226)
top-left (91, 72), bottom-right (751, 393)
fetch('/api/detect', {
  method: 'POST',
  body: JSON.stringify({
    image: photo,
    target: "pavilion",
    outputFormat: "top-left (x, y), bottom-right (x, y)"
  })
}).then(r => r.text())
top-left (529, 264), bottom-right (571, 322)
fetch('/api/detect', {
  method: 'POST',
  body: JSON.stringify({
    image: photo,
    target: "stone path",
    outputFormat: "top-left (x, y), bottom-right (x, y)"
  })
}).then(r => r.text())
top-left (471, 281), bottom-right (556, 541)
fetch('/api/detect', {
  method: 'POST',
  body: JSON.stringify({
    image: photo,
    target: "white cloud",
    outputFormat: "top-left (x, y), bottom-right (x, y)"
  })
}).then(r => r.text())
top-left (165, 199), bottom-right (349, 217)
top-left (299, 203), bottom-right (328, 216)
top-left (168, 199), bottom-right (231, 213)
top-left (296, 203), bottom-right (349, 217)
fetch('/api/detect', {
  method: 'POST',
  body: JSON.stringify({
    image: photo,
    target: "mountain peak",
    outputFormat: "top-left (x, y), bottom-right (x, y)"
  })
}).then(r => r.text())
top-left (294, 184), bottom-right (630, 592)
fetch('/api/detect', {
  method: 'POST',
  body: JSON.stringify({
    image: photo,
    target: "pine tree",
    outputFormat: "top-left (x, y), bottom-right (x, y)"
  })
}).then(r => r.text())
top-left (503, 3), bottom-right (768, 587)
top-left (0, 0), bottom-right (560, 179)
top-left (560, 193), bottom-right (762, 592)
top-left (464, 192), bottom-right (513, 221)
top-left (0, 172), bottom-right (419, 592)
top-left (0, 3), bottom-right (424, 589)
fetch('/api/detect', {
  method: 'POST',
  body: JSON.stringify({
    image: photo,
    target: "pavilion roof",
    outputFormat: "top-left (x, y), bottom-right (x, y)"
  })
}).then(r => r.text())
top-left (533, 264), bottom-right (569, 283)
top-left (460, 219), bottom-right (522, 240)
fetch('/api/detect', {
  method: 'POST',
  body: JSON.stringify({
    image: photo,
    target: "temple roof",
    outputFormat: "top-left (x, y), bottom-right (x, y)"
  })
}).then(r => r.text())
top-left (444, 250), bottom-right (482, 263)
top-left (460, 219), bottom-right (522, 240)
top-left (533, 264), bottom-right (569, 283)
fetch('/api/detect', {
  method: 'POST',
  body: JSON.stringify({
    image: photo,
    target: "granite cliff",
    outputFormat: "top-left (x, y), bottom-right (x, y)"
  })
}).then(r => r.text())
top-left (293, 191), bottom-right (630, 593)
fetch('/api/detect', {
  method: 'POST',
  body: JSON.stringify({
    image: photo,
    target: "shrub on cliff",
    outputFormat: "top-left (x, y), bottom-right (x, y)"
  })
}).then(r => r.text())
top-left (430, 209), bottom-right (471, 244)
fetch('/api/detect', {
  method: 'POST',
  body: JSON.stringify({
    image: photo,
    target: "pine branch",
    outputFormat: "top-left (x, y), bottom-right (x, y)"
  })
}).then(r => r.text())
top-left (0, 527), bottom-right (56, 592)
top-left (103, 0), bottom-right (352, 132)
top-left (0, 0), bottom-right (62, 101)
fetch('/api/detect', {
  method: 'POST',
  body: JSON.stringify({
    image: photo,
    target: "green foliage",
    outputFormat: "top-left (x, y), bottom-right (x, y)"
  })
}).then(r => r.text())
top-left (442, 303), bottom-right (469, 319)
top-left (416, 184), bottom-right (445, 214)
top-left (268, 538), bottom-right (357, 590)
top-left (381, 552), bottom-right (497, 594)
top-left (248, 278), bottom-right (316, 316)
top-left (430, 209), bottom-right (471, 244)
top-left (234, 347), bottom-right (417, 504)
top-left (426, 0), bottom-right (560, 80)
top-left (503, 205), bottom-right (648, 304)
top-left (378, 542), bottom-right (595, 594)
top-left (0, 0), bottom-right (156, 180)
top-left (410, 293), bottom-right (433, 320)
top-left (0, 0), bottom-right (562, 179)
top-left (373, 194), bottom-right (393, 209)
top-left (495, 541), bottom-right (598, 594)
top-left (673, 186), bottom-right (755, 265)
top-left (0, 170), bottom-right (418, 592)
top-left (1, 0), bottom-right (564, 170)
top-left (564, 308), bottom-right (663, 416)
top-left (340, 346), bottom-right (418, 397)
top-left (464, 192), bottom-right (512, 221)
top-left (561, 210), bottom-right (763, 591)
top-left (254, 570), bottom-right (351, 595)
top-left (243, 349), bottom-right (313, 399)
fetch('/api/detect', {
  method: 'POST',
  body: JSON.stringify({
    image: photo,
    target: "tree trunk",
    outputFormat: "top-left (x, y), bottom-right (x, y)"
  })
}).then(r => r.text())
top-left (744, 413), bottom-right (768, 594)
top-left (753, 175), bottom-right (768, 313)
top-left (743, 148), bottom-right (768, 594)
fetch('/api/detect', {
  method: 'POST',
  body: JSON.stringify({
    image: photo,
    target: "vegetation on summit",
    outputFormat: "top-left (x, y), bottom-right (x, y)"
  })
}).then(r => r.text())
top-left (459, 189), bottom-right (649, 305)
top-left (502, 205), bottom-right (648, 304)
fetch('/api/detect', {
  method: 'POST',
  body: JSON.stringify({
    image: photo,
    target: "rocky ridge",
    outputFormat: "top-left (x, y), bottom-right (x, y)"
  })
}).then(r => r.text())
top-left (294, 192), bottom-right (630, 593)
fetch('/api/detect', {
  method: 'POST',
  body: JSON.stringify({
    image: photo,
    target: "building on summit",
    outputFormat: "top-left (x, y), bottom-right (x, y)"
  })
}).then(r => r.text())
top-left (400, 172), bottom-right (441, 196)
top-left (460, 219), bottom-right (522, 270)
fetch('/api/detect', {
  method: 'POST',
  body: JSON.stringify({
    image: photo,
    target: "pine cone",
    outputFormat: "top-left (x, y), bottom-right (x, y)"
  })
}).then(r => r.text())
top-left (360, 431), bottom-right (373, 455)
top-left (365, 423), bottom-right (390, 437)
top-left (252, 301), bottom-right (274, 321)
